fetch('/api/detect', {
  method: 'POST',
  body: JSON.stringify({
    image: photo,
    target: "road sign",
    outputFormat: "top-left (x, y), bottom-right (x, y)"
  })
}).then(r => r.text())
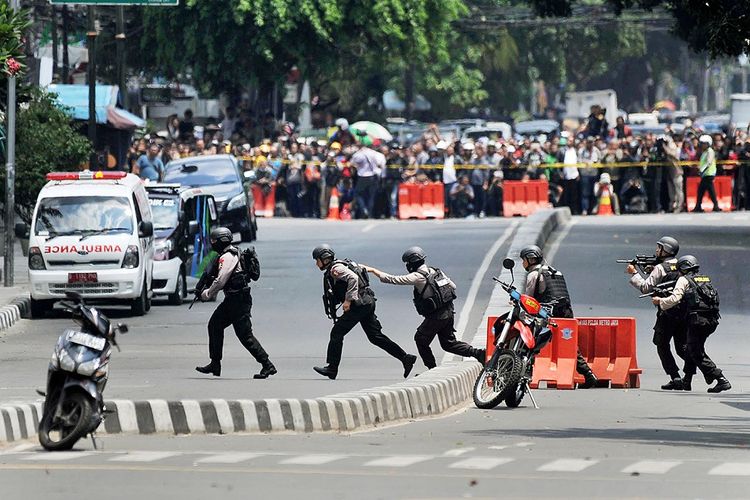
top-left (50, 1), bottom-right (178, 5)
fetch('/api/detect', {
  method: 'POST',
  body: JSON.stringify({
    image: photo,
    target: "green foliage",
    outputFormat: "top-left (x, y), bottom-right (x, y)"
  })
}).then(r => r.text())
top-left (0, 2), bottom-right (31, 111)
top-left (1, 89), bottom-right (92, 224)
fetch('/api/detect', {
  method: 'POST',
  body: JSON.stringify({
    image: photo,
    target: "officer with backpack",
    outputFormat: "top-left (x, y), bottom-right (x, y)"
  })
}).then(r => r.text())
top-left (626, 236), bottom-right (689, 390)
top-left (521, 245), bottom-right (598, 389)
top-left (364, 247), bottom-right (485, 370)
top-left (312, 244), bottom-right (417, 380)
top-left (195, 227), bottom-right (277, 379)
top-left (652, 255), bottom-right (731, 393)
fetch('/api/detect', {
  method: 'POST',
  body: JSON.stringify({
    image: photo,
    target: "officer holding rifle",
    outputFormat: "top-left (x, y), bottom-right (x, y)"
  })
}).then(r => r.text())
top-left (622, 236), bottom-right (688, 390)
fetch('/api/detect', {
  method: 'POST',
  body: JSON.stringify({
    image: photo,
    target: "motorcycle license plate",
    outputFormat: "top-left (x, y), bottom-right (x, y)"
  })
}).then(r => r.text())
top-left (68, 272), bottom-right (97, 283)
top-left (67, 331), bottom-right (106, 351)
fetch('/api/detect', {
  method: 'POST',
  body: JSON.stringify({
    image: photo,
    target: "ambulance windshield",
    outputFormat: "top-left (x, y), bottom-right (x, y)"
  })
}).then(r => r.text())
top-left (35, 196), bottom-right (134, 236)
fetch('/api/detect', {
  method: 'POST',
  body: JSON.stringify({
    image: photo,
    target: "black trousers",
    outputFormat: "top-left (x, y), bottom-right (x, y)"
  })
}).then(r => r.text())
top-left (652, 313), bottom-right (688, 378)
top-left (415, 315), bottom-right (475, 369)
top-left (683, 321), bottom-right (723, 382)
top-left (207, 293), bottom-right (271, 367)
top-left (326, 302), bottom-right (408, 370)
top-left (694, 176), bottom-right (720, 210)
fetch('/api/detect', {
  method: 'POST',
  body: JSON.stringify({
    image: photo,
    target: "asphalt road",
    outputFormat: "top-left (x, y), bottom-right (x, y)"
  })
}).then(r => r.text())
top-left (0, 218), bottom-right (515, 403)
top-left (1, 212), bottom-right (748, 499)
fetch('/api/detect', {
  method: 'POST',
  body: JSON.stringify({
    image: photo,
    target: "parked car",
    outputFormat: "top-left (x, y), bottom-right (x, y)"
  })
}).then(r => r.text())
top-left (145, 184), bottom-right (218, 305)
top-left (461, 122), bottom-right (513, 143)
top-left (163, 154), bottom-right (257, 242)
top-left (513, 119), bottom-right (560, 140)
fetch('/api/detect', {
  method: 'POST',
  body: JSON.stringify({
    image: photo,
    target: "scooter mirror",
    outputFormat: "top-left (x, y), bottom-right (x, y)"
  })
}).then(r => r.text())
top-left (502, 258), bottom-right (515, 270)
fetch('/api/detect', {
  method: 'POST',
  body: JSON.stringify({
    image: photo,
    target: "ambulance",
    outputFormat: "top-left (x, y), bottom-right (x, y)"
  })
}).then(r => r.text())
top-left (21, 171), bottom-right (155, 318)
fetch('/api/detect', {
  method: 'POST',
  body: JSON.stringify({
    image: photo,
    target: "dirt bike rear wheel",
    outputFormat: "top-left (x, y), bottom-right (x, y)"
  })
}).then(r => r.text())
top-left (473, 349), bottom-right (522, 409)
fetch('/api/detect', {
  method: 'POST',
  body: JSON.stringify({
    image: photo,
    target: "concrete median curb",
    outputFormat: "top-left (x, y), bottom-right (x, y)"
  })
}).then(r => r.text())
top-left (0, 209), bottom-right (571, 442)
top-left (0, 296), bottom-right (30, 333)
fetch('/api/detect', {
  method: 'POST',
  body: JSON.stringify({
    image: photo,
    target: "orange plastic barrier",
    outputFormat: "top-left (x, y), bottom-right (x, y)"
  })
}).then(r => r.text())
top-left (503, 180), bottom-right (552, 217)
top-left (251, 184), bottom-right (275, 218)
top-left (685, 175), bottom-right (733, 211)
top-left (574, 317), bottom-right (641, 389)
top-left (398, 183), bottom-right (445, 220)
top-left (529, 318), bottom-right (579, 390)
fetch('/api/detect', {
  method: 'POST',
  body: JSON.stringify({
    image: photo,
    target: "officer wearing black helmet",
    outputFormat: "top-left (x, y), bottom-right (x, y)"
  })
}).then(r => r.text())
top-left (363, 247), bottom-right (485, 370)
top-left (520, 244), bottom-right (598, 388)
top-left (626, 236), bottom-right (688, 390)
top-left (652, 255), bottom-right (731, 393)
top-left (312, 244), bottom-right (417, 380)
top-left (195, 227), bottom-right (277, 379)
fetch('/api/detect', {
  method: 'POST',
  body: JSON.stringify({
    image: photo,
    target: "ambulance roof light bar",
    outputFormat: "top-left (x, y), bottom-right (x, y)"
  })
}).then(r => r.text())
top-left (46, 170), bottom-right (127, 181)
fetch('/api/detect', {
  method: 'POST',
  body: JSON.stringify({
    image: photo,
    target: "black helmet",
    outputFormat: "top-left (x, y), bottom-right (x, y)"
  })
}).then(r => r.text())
top-left (657, 236), bottom-right (679, 256)
top-left (520, 245), bottom-right (543, 263)
top-left (209, 227), bottom-right (233, 253)
top-left (677, 254), bottom-right (699, 274)
top-left (402, 246), bottom-right (426, 272)
top-left (312, 244), bottom-right (335, 262)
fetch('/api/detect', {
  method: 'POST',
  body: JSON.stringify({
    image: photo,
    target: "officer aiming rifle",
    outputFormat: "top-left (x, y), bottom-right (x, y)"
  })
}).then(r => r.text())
top-left (616, 254), bottom-right (660, 278)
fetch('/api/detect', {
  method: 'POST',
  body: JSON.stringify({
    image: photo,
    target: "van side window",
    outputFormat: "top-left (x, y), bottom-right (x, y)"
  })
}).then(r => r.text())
top-left (134, 187), bottom-right (152, 222)
top-left (132, 194), bottom-right (143, 223)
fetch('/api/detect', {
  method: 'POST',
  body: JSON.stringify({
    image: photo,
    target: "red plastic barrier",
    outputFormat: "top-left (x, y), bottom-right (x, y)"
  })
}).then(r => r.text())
top-left (398, 183), bottom-right (445, 220)
top-left (685, 175), bottom-right (733, 211)
top-left (503, 180), bottom-right (552, 217)
top-left (574, 317), bottom-right (641, 388)
top-left (529, 318), bottom-right (579, 390)
top-left (251, 184), bottom-right (275, 218)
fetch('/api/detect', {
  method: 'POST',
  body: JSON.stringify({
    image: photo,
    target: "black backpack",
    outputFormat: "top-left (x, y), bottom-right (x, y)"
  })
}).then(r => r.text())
top-left (685, 275), bottom-right (720, 318)
top-left (413, 267), bottom-right (456, 316)
top-left (240, 247), bottom-right (261, 282)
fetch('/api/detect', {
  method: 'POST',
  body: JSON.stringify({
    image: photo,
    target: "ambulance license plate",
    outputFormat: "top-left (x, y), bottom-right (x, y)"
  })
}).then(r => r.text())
top-left (68, 273), bottom-right (98, 283)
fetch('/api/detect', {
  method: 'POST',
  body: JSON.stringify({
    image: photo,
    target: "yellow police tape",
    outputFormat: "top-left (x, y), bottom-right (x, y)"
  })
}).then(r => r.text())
top-left (236, 156), bottom-right (744, 171)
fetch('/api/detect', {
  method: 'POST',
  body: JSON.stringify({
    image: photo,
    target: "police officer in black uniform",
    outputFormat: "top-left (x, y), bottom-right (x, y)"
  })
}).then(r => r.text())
top-left (195, 227), bottom-right (277, 379)
top-left (520, 245), bottom-right (598, 388)
top-left (626, 236), bottom-right (688, 390)
top-left (652, 255), bottom-right (731, 393)
top-left (312, 244), bottom-right (417, 380)
top-left (364, 247), bottom-right (485, 370)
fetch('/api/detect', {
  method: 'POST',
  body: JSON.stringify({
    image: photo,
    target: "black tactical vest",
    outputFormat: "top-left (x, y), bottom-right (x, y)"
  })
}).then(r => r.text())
top-left (325, 260), bottom-right (372, 305)
top-left (534, 266), bottom-right (573, 318)
top-left (222, 247), bottom-right (249, 296)
top-left (658, 259), bottom-right (683, 317)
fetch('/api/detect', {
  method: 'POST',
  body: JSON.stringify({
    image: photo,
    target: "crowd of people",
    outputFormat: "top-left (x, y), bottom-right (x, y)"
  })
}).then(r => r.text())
top-left (125, 110), bottom-right (750, 219)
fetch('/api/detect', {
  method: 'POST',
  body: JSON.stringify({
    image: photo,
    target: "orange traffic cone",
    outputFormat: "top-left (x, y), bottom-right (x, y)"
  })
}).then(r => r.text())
top-left (327, 187), bottom-right (341, 220)
top-left (597, 185), bottom-right (613, 216)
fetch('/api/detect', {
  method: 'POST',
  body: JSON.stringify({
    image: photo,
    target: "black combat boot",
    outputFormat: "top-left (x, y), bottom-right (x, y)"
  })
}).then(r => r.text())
top-left (707, 376), bottom-right (731, 393)
top-left (195, 361), bottom-right (221, 377)
top-left (682, 374), bottom-right (693, 391)
top-left (313, 365), bottom-right (338, 380)
top-left (402, 354), bottom-right (417, 378)
top-left (579, 370), bottom-right (598, 389)
top-left (254, 363), bottom-right (277, 379)
top-left (661, 377), bottom-right (684, 390)
top-left (473, 349), bottom-right (486, 366)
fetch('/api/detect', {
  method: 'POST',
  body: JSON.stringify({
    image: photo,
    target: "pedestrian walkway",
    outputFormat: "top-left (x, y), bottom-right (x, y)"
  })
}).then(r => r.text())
top-left (1, 444), bottom-right (748, 478)
top-left (0, 239), bottom-right (29, 302)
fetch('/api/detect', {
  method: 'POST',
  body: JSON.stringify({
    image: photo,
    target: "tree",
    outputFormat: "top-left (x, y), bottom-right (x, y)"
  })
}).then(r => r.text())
top-left (0, 88), bottom-right (91, 224)
top-left (0, 1), bottom-right (31, 114)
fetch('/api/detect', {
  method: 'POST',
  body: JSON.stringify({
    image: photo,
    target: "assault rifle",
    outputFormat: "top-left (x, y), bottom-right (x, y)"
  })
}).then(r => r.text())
top-left (639, 280), bottom-right (677, 298)
top-left (616, 254), bottom-right (660, 277)
top-left (189, 256), bottom-right (218, 310)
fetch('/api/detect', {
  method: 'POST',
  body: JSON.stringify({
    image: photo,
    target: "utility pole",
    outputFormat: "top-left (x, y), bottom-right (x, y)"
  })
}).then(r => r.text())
top-left (87, 6), bottom-right (97, 170)
top-left (62, 5), bottom-right (69, 83)
top-left (51, 5), bottom-right (58, 78)
top-left (4, 0), bottom-right (20, 287)
top-left (116, 6), bottom-right (127, 110)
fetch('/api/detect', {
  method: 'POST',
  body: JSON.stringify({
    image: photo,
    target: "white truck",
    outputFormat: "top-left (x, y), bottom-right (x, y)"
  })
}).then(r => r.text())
top-left (730, 93), bottom-right (750, 132)
top-left (21, 171), bottom-right (155, 317)
top-left (565, 90), bottom-right (618, 127)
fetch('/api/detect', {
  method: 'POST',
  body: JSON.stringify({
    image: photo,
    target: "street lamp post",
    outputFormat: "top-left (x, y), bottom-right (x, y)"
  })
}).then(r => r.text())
top-left (4, 0), bottom-right (20, 287)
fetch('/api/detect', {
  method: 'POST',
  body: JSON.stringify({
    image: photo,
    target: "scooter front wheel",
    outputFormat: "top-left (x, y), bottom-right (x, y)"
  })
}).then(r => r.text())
top-left (39, 392), bottom-right (93, 451)
top-left (473, 349), bottom-right (522, 409)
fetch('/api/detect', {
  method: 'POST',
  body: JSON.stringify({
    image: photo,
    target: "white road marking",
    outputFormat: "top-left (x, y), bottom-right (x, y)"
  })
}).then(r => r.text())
top-left (23, 452), bottom-right (94, 461)
top-left (449, 457), bottom-right (514, 470)
top-left (109, 451), bottom-right (181, 463)
top-left (622, 460), bottom-right (682, 474)
top-left (442, 447), bottom-right (475, 457)
top-left (514, 442), bottom-right (535, 447)
top-left (537, 458), bottom-right (599, 472)
top-left (280, 454), bottom-right (347, 465)
top-left (364, 455), bottom-right (432, 467)
top-left (488, 445), bottom-right (509, 450)
top-left (708, 462), bottom-right (750, 476)
top-left (448, 221), bottom-right (518, 354)
top-left (361, 223), bottom-right (377, 233)
top-left (196, 453), bottom-right (264, 464)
